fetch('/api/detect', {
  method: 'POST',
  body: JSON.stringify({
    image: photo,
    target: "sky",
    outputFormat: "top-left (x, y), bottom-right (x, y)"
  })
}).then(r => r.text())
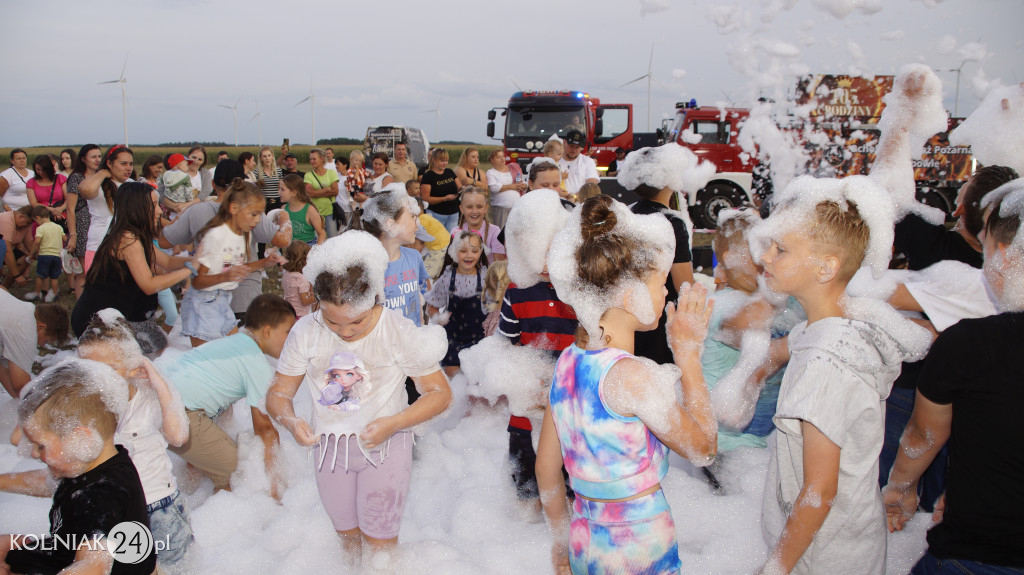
top-left (1, 0), bottom-right (1021, 148)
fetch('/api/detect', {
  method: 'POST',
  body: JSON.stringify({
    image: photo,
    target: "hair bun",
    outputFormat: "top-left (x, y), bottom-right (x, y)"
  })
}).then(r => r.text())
top-left (580, 195), bottom-right (617, 241)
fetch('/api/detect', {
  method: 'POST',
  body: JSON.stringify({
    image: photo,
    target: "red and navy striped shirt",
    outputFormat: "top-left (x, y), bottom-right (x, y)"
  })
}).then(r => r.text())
top-left (498, 281), bottom-right (577, 431)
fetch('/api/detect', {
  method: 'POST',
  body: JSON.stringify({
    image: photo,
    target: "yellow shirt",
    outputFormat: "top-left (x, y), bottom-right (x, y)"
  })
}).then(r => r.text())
top-left (419, 213), bottom-right (450, 251)
top-left (35, 221), bottom-right (65, 257)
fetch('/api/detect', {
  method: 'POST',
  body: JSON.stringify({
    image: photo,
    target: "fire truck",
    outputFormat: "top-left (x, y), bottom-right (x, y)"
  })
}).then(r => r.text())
top-left (667, 75), bottom-right (973, 228)
top-left (486, 90), bottom-right (641, 173)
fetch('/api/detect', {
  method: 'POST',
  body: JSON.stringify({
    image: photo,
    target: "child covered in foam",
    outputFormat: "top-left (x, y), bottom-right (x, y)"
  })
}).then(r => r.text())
top-left (702, 208), bottom-right (804, 454)
top-left (750, 174), bottom-right (930, 575)
top-left (1, 359), bottom-right (155, 575)
top-left (266, 230), bottom-right (451, 568)
top-left (1, 310), bottom-right (196, 573)
top-left (537, 195), bottom-right (718, 574)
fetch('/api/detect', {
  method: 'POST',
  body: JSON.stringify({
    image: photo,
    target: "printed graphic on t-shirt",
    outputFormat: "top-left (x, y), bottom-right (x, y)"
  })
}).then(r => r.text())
top-left (384, 267), bottom-right (426, 322)
top-left (317, 351), bottom-right (369, 412)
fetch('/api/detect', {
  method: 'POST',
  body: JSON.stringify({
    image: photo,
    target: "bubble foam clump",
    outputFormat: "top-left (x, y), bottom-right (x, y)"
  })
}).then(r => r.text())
top-left (548, 197), bottom-right (673, 340)
top-left (18, 357), bottom-right (130, 433)
top-left (302, 230), bottom-right (388, 315)
top-left (503, 189), bottom-right (570, 288)
top-left (362, 188), bottom-right (419, 238)
top-left (871, 64), bottom-right (949, 223)
top-left (616, 143), bottom-right (717, 202)
top-left (950, 83), bottom-right (1024, 176)
top-left (749, 174), bottom-right (895, 279)
top-left (458, 335), bottom-right (556, 419)
top-left (980, 178), bottom-right (1024, 312)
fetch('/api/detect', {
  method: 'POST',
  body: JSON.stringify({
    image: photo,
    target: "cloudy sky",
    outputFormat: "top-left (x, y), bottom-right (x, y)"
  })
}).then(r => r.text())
top-left (2, 0), bottom-right (1020, 147)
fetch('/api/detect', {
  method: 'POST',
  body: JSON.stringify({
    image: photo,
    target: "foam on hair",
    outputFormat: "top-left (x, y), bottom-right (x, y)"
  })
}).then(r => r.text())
top-left (548, 195), bottom-right (674, 340)
top-left (18, 358), bottom-right (129, 439)
top-left (304, 230), bottom-right (388, 314)
top-left (503, 189), bottom-right (570, 287)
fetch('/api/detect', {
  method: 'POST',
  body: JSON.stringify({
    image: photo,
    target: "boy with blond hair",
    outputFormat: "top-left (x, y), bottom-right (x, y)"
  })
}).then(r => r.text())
top-left (0, 359), bottom-right (155, 575)
top-left (756, 182), bottom-right (919, 574)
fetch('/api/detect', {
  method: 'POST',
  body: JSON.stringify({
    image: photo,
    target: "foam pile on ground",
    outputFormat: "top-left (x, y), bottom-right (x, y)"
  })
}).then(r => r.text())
top-left (548, 198), bottom-right (673, 339)
top-left (950, 83), bottom-right (1024, 175)
top-left (303, 230), bottom-right (388, 315)
top-left (871, 65), bottom-right (949, 224)
top-left (503, 189), bottom-right (569, 288)
top-left (458, 335), bottom-right (555, 422)
top-left (615, 143), bottom-right (717, 201)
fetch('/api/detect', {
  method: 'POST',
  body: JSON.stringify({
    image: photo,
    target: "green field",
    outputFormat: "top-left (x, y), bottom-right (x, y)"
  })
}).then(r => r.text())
top-left (0, 144), bottom-right (503, 173)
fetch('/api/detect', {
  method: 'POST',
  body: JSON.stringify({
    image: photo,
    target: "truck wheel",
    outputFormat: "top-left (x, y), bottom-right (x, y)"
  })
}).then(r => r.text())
top-left (690, 183), bottom-right (746, 229)
top-left (915, 188), bottom-right (953, 221)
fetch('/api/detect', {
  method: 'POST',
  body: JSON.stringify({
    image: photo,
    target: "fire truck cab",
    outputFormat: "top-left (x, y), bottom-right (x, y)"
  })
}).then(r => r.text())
top-left (487, 90), bottom-right (635, 173)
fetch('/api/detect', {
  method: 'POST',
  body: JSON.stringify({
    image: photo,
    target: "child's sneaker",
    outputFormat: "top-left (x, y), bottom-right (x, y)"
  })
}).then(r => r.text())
top-left (44, 291), bottom-right (57, 303)
top-left (24, 292), bottom-right (40, 301)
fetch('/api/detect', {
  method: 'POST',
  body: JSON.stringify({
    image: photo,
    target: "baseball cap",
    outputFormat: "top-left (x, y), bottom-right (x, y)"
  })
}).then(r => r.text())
top-left (564, 129), bottom-right (585, 147)
top-left (167, 153), bottom-right (192, 168)
top-left (283, 153), bottom-right (298, 160)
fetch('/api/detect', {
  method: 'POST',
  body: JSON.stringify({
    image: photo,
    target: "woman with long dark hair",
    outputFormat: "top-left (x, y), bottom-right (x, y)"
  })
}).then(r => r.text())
top-left (71, 182), bottom-right (193, 353)
top-left (78, 145), bottom-right (137, 271)
top-left (64, 144), bottom-right (102, 297)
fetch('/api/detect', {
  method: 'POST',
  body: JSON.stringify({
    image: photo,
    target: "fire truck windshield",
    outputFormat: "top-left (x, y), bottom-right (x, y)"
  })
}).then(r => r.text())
top-left (506, 107), bottom-right (586, 142)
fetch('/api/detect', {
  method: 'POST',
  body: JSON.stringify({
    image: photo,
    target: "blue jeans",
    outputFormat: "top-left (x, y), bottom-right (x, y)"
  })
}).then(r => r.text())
top-left (879, 386), bottom-right (948, 512)
top-left (180, 287), bottom-right (236, 341)
top-left (912, 552), bottom-right (1024, 575)
top-left (427, 210), bottom-right (460, 234)
top-left (147, 490), bottom-right (197, 571)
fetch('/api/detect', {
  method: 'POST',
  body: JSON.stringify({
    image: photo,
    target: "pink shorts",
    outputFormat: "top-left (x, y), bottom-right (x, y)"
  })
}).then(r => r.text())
top-left (314, 431), bottom-right (413, 539)
top-left (83, 250), bottom-right (96, 273)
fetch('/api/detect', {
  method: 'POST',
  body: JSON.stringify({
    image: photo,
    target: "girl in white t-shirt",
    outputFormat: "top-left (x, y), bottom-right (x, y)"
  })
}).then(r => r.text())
top-left (266, 230), bottom-right (451, 568)
top-left (180, 179), bottom-right (284, 347)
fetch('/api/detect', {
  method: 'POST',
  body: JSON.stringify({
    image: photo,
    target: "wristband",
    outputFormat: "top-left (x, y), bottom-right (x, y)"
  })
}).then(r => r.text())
top-left (183, 261), bottom-right (198, 278)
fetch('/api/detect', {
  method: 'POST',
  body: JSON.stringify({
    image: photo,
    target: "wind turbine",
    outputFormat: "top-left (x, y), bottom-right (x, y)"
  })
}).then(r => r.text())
top-left (248, 98), bottom-right (262, 148)
top-left (620, 45), bottom-right (656, 131)
top-left (98, 55), bottom-right (129, 145)
top-left (422, 97), bottom-right (441, 144)
top-left (294, 80), bottom-right (317, 144)
top-left (219, 96), bottom-right (242, 146)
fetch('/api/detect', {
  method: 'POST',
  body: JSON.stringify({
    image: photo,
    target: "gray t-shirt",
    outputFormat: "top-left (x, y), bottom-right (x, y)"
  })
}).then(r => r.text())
top-left (762, 317), bottom-right (904, 575)
top-left (162, 202), bottom-right (282, 314)
top-left (0, 290), bottom-right (38, 376)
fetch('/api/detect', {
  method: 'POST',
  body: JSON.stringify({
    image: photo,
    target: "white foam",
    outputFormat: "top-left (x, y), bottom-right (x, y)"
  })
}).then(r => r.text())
top-left (458, 335), bottom-right (556, 422)
top-left (616, 143), bottom-right (717, 201)
top-left (503, 189), bottom-right (570, 288)
top-left (548, 198), bottom-right (673, 339)
top-left (949, 83), bottom-right (1024, 176)
top-left (303, 231), bottom-right (388, 315)
top-left (871, 65), bottom-right (949, 224)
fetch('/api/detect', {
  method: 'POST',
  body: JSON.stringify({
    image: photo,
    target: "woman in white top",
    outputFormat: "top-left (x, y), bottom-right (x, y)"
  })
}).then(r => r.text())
top-left (76, 145), bottom-right (137, 271)
top-left (185, 145), bottom-right (213, 200)
top-left (485, 149), bottom-right (526, 228)
top-left (267, 230), bottom-right (451, 563)
top-left (367, 152), bottom-right (394, 196)
top-left (0, 149), bottom-right (35, 210)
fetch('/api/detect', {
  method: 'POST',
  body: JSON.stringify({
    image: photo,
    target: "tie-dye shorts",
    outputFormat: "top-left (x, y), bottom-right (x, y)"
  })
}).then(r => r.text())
top-left (570, 489), bottom-right (681, 574)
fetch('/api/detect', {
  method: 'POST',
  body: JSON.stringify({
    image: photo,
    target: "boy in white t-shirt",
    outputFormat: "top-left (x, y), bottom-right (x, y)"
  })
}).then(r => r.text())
top-left (0, 310), bottom-right (196, 573)
top-left (757, 193), bottom-right (919, 575)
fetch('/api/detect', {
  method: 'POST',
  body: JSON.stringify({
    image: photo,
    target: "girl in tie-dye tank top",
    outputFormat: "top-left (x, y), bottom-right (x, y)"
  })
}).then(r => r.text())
top-left (537, 195), bottom-right (718, 574)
